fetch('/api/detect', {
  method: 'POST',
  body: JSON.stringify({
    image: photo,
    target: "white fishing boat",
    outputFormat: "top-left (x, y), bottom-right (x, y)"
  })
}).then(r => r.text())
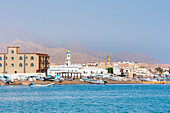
top-left (82, 77), bottom-right (105, 84)
top-left (90, 80), bottom-right (105, 84)
top-left (29, 83), bottom-right (54, 87)
top-left (108, 76), bottom-right (127, 81)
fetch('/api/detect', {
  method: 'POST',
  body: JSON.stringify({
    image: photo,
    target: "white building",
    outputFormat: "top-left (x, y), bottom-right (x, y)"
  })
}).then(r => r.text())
top-left (47, 64), bottom-right (82, 79)
top-left (66, 50), bottom-right (71, 66)
top-left (80, 66), bottom-right (108, 77)
top-left (113, 63), bottom-right (121, 75)
top-left (47, 50), bottom-right (108, 78)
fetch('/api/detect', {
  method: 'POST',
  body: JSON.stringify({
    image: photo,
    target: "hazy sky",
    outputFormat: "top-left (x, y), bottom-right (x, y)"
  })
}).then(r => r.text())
top-left (0, 0), bottom-right (170, 63)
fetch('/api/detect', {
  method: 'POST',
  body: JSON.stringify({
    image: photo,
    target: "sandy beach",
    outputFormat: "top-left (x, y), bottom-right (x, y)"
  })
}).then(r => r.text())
top-left (0, 79), bottom-right (144, 86)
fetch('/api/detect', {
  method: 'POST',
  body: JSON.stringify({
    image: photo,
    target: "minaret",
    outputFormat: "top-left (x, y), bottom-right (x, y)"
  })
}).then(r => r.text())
top-left (66, 50), bottom-right (71, 66)
top-left (107, 55), bottom-right (110, 66)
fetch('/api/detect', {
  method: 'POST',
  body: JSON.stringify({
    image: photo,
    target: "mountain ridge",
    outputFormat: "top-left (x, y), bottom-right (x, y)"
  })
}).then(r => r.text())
top-left (0, 23), bottom-right (161, 64)
top-left (60, 40), bottom-right (161, 64)
top-left (0, 39), bottom-right (161, 64)
top-left (0, 39), bottom-right (105, 64)
top-left (0, 23), bottom-right (57, 48)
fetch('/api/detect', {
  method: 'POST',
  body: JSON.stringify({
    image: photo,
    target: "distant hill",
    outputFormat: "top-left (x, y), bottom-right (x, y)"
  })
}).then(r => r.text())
top-left (0, 23), bottom-right (56, 48)
top-left (0, 23), bottom-right (161, 64)
top-left (60, 40), bottom-right (161, 64)
top-left (0, 39), bottom-right (105, 64)
top-left (0, 39), bottom-right (161, 64)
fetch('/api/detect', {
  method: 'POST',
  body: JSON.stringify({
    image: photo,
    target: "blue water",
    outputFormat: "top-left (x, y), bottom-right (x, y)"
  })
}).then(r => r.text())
top-left (0, 84), bottom-right (169, 113)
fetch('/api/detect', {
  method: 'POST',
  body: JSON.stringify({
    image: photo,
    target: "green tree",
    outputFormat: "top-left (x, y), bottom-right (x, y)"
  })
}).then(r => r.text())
top-left (107, 67), bottom-right (113, 74)
top-left (155, 67), bottom-right (163, 74)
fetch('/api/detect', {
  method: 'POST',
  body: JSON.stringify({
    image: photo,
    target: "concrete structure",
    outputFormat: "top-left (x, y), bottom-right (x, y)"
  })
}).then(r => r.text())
top-left (47, 64), bottom-right (82, 79)
top-left (97, 55), bottom-right (111, 69)
top-left (81, 66), bottom-right (108, 77)
top-left (47, 64), bottom-right (108, 79)
top-left (107, 55), bottom-right (110, 66)
top-left (0, 46), bottom-right (50, 74)
top-left (113, 63), bottom-right (121, 75)
top-left (47, 50), bottom-right (108, 78)
top-left (66, 50), bottom-right (71, 66)
top-left (86, 62), bottom-right (98, 67)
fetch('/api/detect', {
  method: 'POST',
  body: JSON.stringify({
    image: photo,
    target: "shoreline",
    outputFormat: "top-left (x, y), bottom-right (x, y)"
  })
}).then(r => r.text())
top-left (0, 79), bottom-right (169, 86)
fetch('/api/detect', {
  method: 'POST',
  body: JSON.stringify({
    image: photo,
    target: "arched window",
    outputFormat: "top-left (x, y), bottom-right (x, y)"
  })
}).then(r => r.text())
top-left (31, 63), bottom-right (34, 67)
top-left (0, 63), bottom-right (2, 67)
top-left (11, 57), bottom-right (14, 60)
top-left (19, 63), bottom-right (22, 67)
top-left (11, 64), bottom-right (14, 67)
top-left (31, 56), bottom-right (34, 60)
top-left (11, 50), bottom-right (14, 54)
top-left (19, 56), bottom-right (22, 60)
top-left (0, 57), bottom-right (2, 60)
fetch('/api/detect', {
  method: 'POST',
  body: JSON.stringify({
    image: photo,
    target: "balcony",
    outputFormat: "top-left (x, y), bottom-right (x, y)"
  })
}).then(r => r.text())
top-left (40, 60), bottom-right (50, 63)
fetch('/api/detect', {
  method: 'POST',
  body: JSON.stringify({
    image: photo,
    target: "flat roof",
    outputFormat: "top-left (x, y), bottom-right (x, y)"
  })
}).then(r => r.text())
top-left (7, 46), bottom-right (19, 48)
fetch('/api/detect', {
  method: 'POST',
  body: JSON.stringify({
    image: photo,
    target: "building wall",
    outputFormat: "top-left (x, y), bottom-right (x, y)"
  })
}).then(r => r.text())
top-left (0, 47), bottom-right (50, 74)
top-left (5, 53), bottom-right (25, 74)
top-left (24, 54), bottom-right (39, 73)
top-left (0, 54), bottom-right (5, 73)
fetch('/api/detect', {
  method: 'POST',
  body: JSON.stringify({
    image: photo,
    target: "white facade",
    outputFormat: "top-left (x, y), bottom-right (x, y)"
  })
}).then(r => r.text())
top-left (47, 50), bottom-right (108, 78)
top-left (47, 65), bottom-right (108, 78)
top-left (47, 65), bottom-right (82, 77)
top-left (113, 63), bottom-right (121, 75)
top-left (80, 66), bottom-right (108, 77)
top-left (66, 50), bottom-right (71, 66)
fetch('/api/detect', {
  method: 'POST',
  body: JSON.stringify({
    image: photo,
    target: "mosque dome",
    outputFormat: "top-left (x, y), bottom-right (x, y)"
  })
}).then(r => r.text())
top-left (67, 50), bottom-right (70, 54)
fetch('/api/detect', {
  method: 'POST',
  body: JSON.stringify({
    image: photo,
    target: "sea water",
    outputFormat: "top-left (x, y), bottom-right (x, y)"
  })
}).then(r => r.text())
top-left (0, 84), bottom-right (169, 113)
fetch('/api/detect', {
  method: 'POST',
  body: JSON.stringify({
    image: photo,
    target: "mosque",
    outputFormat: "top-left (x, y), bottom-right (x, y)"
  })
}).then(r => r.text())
top-left (47, 50), bottom-right (108, 79)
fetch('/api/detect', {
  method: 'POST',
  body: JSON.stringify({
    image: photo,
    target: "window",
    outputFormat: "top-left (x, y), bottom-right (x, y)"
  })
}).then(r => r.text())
top-left (26, 57), bottom-right (28, 59)
top-left (31, 56), bottom-right (34, 60)
top-left (0, 57), bottom-right (2, 60)
top-left (19, 63), bottom-right (22, 67)
top-left (11, 64), bottom-right (14, 67)
top-left (11, 57), bottom-right (14, 60)
top-left (6, 57), bottom-right (7, 60)
top-left (31, 63), bottom-right (34, 67)
top-left (26, 63), bottom-right (27, 66)
top-left (11, 50), bottom-right (14, 54)
top-left (0, 63), bottom-right (2, 67)
top-left (19, 56), bottom-right (22, 60)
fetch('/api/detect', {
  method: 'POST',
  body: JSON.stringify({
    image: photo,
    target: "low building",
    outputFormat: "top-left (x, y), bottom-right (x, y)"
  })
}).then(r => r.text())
top-left (47, 50), bottom-right (108, 78)
top-left (47, 64), bottom-right (108, 79)
top-left (86, 62), bottom-right (98, 67)
top-left (97, 55), bottom-right (111, 68)
top-left (47, 64), bottom-right (82, 79)
top-left (0, 46), bottom-right (50, 74)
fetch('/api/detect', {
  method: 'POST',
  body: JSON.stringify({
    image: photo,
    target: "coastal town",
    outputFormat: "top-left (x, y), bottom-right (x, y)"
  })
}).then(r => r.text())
top-left (0, 46), bottom-right (170, 86)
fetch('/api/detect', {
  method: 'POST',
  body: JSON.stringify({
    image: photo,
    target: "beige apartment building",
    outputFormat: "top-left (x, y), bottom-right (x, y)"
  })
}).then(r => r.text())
top-left (0, 46), bottom-right (50, 74)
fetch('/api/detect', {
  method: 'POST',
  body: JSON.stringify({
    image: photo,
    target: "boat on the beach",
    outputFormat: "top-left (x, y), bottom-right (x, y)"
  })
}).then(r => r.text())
top-left (44, 75), bottom-right (63, 83)
top-left (108, 76), bottom-right (127, 81)
top-left (0, 76), bottom-right (14, 84)
top-left (82, 77), bottom-right (105, 84)
top-left (29, 83), bottom-right (54, 87)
